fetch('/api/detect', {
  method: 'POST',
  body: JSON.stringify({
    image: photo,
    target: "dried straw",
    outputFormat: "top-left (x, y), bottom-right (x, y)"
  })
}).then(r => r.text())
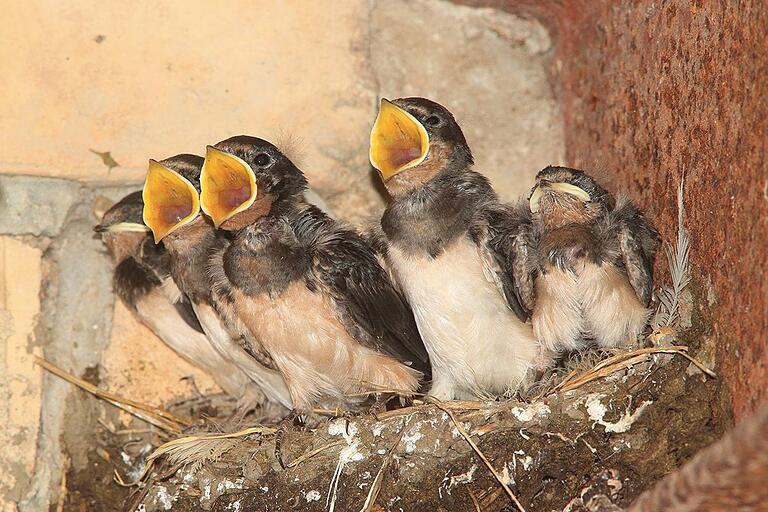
top-left (285, 440), bottom-right (344, 468)
top-left (359, 418), bottom-right (410, 512)
top-left (35, 356), bottom-right (190, 433)
top-left (553, 345), bottom-right (715, 394)
top-left (431, 399), bottom-right (527, 512)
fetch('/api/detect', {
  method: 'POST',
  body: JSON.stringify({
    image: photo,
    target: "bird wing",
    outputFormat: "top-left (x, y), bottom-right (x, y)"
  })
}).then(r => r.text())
top-left (470, 200), bottom-right (538, 321)
top-left (607, 197), bottom-right (660, 306)
top-left (292, 204), bottom-right (431, 378)
top-left (138, 237), bottom-right (205, 333)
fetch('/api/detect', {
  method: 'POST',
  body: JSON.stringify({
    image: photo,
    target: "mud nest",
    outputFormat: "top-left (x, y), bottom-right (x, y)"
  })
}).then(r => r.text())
top-left (60, 341), bottom-right (729, 512)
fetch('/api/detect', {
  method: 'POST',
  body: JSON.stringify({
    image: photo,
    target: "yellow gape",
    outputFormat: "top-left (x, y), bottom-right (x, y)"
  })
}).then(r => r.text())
top-left (200, 146), bottom-right (258, 228)
top-left (369, 99), bottom-right (429, 181)
top-left (142, 160), bottom-right (200, 243)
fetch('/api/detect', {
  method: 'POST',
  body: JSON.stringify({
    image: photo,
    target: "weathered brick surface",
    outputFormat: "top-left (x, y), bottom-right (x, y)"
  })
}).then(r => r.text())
top-left (458, 0), bottom-right (768, 419)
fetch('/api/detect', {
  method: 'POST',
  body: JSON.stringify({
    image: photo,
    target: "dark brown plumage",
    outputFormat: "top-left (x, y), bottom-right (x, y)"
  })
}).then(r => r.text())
top-left (369, 97), bottom-right (543, 400)
top-left (96, 191), bottom-right (255, 400)
top-left (518, 166), bottom-right (659, 356)
top-left (199, 136), bottom-right (430, 413)
top-left (141, 155), bottom-right (292, 411)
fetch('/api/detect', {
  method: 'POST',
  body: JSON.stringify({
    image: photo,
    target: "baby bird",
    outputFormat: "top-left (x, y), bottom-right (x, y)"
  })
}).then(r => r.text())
top-left (369, 97), bottom-right (541, 400)
top-left (95, 191), bottom-right (255, 400)
top-left (522, 166), bottom-right (659, 355)
top-left (141, 154), bottom-right (292, 412)
top-left (198, 135), bottom-right (430, 415)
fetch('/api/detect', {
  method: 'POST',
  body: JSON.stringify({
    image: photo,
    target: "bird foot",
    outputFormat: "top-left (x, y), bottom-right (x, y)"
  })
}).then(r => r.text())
top-left (273, 409), bottom-right (307, 469)
top-left (367, 393), bottom-right (390, 421)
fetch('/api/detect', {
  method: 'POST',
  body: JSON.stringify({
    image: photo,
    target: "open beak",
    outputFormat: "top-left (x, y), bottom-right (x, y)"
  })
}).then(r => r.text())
top-left (529, 182), bottom-right (591, 213)
top-left (93, 222), bottom-right (150, 234)
top-left (142, 159), bottom-right (200, 243)
top-left (369, 98), bottom-right (429, 181)
top-left (200, 146), bottom-right (257, 228)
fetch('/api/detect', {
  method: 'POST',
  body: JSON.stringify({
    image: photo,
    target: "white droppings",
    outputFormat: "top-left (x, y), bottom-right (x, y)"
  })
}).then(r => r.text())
top-left (328, 419), bottom-right (358, 442)
top-left (202, 485), bottom-right (211, 501)
top-left (305, 490), bottom-right (321, 502)
top-left (514, 450), bottom-right (533, 470)
top-left (451, 421), bottom-right (472, 438)
top-left (328, 419), bottom-right (364, 463)
top-left (510, 402), bottom-right (551, 422)
top-left (586, 395), bottom-right (653, 433)
top-left (120, 451), bottom-right (131, 465)
top-left (402, 430), bottom-right (423, 453)
top-left (226, 500), bottom-right (242, 512)
top-left (216, 479), bottom-right (244, 493)
top-left (372, 422), bottom-right (385, 437)
top-left (422, 416), bottom-right (440, 428)
top-left (327, 418), bottom-right (365, 512)
top-left (501, 464), bottom-right (514, 485)
top-left (448, 465), bottom-right (477, 488)
top-left (260, 486), bottom-right (269, 493)
top-left (585, 395), bottom-right (608, 423)
top-left (361, 471), bottom-right (372, 480)
top-left (377, 448), bottom-right (387, 455)
top-left (154, 485), bottom-right (175, 510)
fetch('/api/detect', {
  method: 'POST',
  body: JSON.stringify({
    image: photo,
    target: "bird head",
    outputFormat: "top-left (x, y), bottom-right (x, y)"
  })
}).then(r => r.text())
top-left (369, 97), bottom-right (473, 196)
top-left (199, 136), bottom-right (308, 231)
top-left (94, 191), bottom-right (151, 260)
top-left (141, 154), bottom-right (204, 244)
top-left (95, 191), bottom-right (148, 235)
top-left (528, 166), bottom-right (612, 226)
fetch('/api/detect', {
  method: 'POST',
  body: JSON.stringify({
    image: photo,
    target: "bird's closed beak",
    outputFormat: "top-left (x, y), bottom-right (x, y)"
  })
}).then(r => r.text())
top-left (142, 160), bottom-right (201, 243)
top-left (369, 99), bottom-right (429, 181)
top-left (93, 222), bottom-right (150, 234)
top-left (529, 182), bottom-right (591, 213)
top-left (200, 146), bottom-right (258, 228)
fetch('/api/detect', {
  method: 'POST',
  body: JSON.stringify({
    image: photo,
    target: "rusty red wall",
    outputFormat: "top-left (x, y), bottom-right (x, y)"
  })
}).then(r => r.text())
top-left (458, 0), bottom-right (768, 420)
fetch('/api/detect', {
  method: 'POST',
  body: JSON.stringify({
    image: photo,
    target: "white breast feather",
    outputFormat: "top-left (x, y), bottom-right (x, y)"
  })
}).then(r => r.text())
top-left (387, 238), bottom-right (539, 400)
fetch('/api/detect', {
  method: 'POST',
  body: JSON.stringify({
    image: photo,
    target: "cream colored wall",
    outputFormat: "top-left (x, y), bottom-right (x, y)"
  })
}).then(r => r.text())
top-left (0, 238), bottom-right (43, 512)
top-left (0, 0), bottom-right (373, 187)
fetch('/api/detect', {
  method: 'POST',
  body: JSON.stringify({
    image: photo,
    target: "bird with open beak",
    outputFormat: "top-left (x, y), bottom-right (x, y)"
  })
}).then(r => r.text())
top-left (522, 166), bottom-right (659, 355)
top-left (96, 191), bottom-right (261, 401)
top-left (197, 135), bottom-right (430, 416)
top-left (369, 97), bottom-right (543, 400)
top-left (141, 154), bottom-right (292, 414)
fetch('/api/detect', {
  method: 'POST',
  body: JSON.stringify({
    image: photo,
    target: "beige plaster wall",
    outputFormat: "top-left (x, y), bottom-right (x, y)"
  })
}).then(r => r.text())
top-left (0, 1), bottom-right (563, 509)
top-left (0, 0), bottom-right (374, 187)
top-left (0, 238), bottom-right (43, 511)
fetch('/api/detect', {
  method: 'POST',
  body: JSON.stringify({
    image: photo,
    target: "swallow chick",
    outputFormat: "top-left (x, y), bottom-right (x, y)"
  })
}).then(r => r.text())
top-left (141, 155), bottom-right (292, 413)
top-left (523, 166), bottom-right (659, 354)
top-left (95, 191), bottom-right (255, 400)
top-left (198, 135), bottom-right (430, 415)
top-left (369, 97), bottom-right (542, 401)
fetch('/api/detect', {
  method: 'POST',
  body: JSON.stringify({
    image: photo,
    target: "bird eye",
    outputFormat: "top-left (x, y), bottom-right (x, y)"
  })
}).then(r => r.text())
top-left (254, 153), bottom-right (271, 167)
top-left (424, 115), bottom-right (441, 126)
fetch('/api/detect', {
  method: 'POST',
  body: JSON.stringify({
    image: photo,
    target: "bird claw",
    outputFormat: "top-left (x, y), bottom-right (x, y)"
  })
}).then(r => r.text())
top-left (274, 409), bottom-right (305, 469)
top-left (368, 393), bottom-right (388, 421)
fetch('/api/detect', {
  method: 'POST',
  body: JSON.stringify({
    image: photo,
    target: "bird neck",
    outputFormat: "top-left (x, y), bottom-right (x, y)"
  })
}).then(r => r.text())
top-left (382, 168), bottom-right (496, 257)
top-left (103, 231), bottom-right (147, 264)
top-left (162, 217), bottom-right (222, 300)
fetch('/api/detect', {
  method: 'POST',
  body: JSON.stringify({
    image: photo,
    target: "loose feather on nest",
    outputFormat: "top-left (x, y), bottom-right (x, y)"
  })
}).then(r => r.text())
top-left (145, 426), bottom-right (276, 475)
top-left (651, 178), bottom-right (691, 340)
